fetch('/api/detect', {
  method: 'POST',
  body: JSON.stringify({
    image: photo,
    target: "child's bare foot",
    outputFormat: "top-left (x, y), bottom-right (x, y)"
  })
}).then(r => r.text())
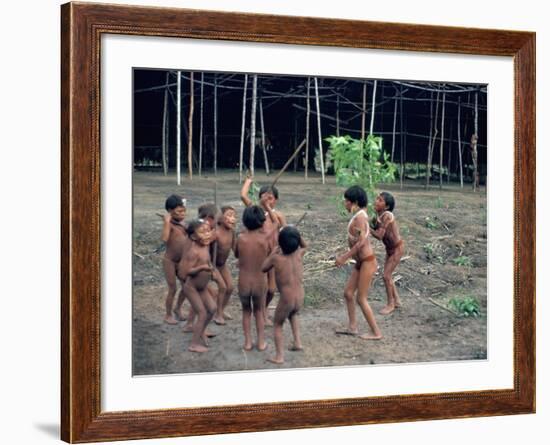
top-left (163, 315), bottom-right (179, 325)
top-left (379, 305), bottom-right (396, 315)
top-left (264, 317), bottom-right (274, 327)
top-left (267, 356), bottom-right (284, 364)
top-left (335, 328), bottom-right (359, 336)
top-left (204, 329), bottom-right (217, 338)
top-left (223, 312), bottom-right (233, 320)
top-left (213, 316), bottom-right (226, 326)
top-left (182, 323), bottom-right (194, 333)
top-left (358, 333), bottom-right (383, 340)
top-left (174, 310), bottom-right (187, 321)
top-left (243, 342), bottom-right (253, 351)
top-left (201, 335), bottom-right (210, 347)
top-left (257, 342), bottom-right (268, 351)
top-left (288, 343), bottom-right (303, 352)
top-left (188, 344), bottom-right (208, 353)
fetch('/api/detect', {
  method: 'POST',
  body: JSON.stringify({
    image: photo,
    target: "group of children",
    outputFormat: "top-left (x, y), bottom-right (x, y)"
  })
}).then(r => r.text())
top-left (159, 178), bottom-right (403, 364)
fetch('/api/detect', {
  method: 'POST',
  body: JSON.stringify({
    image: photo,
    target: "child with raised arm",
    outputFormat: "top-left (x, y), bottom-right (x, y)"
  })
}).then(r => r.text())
top-left (261, 226), bottom-right (306, 364)
top-left (371, 192), bottom-right (404, 315)
top-left (177, 219), bottom-right (216, 353)
top-left (161, 194), bottom-right (188, 325)
top-left (334, 185), bottom-right (382, 340)
top-left (212, 205), bottom-right (237, 325)
top-left (235, 205), bottom-right (274, 351)
top-left (240, 175), bottom-right (286, 325)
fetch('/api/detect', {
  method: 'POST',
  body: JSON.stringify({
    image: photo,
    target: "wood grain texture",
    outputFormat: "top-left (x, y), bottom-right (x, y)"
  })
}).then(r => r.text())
top-left (60, 2), bottom-right (536, 442)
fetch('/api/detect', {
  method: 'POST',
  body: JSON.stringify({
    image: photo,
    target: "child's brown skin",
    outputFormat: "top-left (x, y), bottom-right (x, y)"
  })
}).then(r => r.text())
top-left (235, 223), bottom-right (275, 351)
top-left (240, 175), bottom-right (286, 326)
top-left (177, 223), bottom-right (217, 353)
top-left (212, 208), bottom-right (237, 325)
top-left (371, 195), bottom-right (404, 315)
top-left (335, 200), bottom-right (382, 340)
top-left (262, 245), bottom-right (306, 364)
top-left (161, 206), bottom-right (187, 324)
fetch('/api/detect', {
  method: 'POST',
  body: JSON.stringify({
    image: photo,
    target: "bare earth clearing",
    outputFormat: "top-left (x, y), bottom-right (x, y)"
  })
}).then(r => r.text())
top-left (133, 171), bottom-right (487, 375)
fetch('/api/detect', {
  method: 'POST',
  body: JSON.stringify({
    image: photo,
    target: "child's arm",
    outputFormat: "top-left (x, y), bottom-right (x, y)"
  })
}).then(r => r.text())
top-left (371, 213), bottom-right (392, 240)
top-left (161, 213), bottom-right (172, 242)
top-left (179, 252), bottom-right (211, 278)
top-left (240, 176), bottom-right (254, 207)
top-left (233, 236), bottom-right (240, 259)
top-left (261, 246), bottom-right (280, 272)
top-left (274, 210), bottom-right (287, 227)
top-left (299, 235), bottom-right (307, 249)
top-left (335, 219), bottom-right (367, 266)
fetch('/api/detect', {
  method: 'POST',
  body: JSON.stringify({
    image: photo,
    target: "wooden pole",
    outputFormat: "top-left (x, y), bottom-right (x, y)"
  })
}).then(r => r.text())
top-left (427, 90), bottom-right (440, 188)
top-left (271, 139), bottom-right (306, 187)
top-left (458, 96), bottom-right (464, 188)
top-left (391, 91), bottom-right (398, 162)
top-left (293, 118), bottom-right (298, 172)
top-left (161, 72), bottom-right (169, 176)
top-left (472, 91), bottom-right (479, 191)
top-left (336, 93), bottom-right (340, 137)
top-left (314, 77), bottom-right (326, 184)
top-left (259, 97), bottom-right (270, 175)
top-left (238, 74), bottom-right (248, 184)
top-left (187, 72), bottom-right (194, 180)
top-left (250, 74), bottom-right (258, 176)
top-left (399, 86), bottom-right (404, 189)
top-left (199, 72), bottom-right (204, 177)
top-left (176, 71), bottom-right (181, 186)
top-left (213, 76), bottom-right (218, 175)
top-left (361, 81), bottom-right (367, 141)
top-left (369, 80), bottom-right (377, 136)
top-left (447, 120), bottom-right (452, 184)
top-left (305, 77), bottom-right (311, 179)
top-left (439, 88), bottom-right (446, 190)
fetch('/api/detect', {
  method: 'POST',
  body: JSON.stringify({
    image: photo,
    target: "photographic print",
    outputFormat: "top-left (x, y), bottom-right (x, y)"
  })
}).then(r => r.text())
top-left (132, 69), bottom-right (488, 375)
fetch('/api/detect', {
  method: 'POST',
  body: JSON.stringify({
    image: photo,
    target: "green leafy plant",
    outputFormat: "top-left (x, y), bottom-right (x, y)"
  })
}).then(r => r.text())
top-left (424, 216), bottom-right (439, 230)
top-left (325, 134), bottom-right (397, 212)
top-left (449, 296), bottom-right (481, 317)
top-left (247, 181), bottom-right (260, 204)
top-left (423, 242), bottom-right (435, 256)
top-left (453, 255), bottom-right (473, 267)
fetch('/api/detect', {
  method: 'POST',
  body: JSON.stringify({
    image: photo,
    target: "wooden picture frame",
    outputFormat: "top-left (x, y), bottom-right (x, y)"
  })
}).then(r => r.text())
top-left (61, 2), bottom-right (535, 442)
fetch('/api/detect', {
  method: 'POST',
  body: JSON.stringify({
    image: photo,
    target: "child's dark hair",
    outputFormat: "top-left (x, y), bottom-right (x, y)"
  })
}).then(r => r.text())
top-left (379, 192), bottom-right (395, 212)
top-left (221, 205), bottom-right (235, 214)
top-left (198, 203), bottom-right (219, 219)
top-left (165, 194), bottom-right (186, 211)
top-left (278, 226), bottom-right (301, 255)
top-left (185, 218), bottom-right (207, 237)
top-left (344, 185), bottom-right (368, 208)
top-left (242, 205), bottom-right (266, 230)
top-left (259, 185), bottom-right (279, 200)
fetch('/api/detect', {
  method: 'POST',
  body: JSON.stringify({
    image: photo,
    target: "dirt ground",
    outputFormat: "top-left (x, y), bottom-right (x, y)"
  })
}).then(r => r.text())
top-left (132, 170), bottom-right (487, 375)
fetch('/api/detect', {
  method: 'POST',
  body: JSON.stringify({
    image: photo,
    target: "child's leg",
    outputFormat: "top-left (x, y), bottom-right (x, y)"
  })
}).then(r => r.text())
top-left (183, 282), bottom-right (209, 353)
top-left (288, 310), bottom-right (303, 351)
top-left (213, 266), bottom-right (229, 325)
top-left (173, 279), bottom-right (187, 321)
top-left (162, 258), bottom-right (179, 325)
top-left (267, 301), bottom-right (290, 364)
top-left (199, 287), bottom-right (217, 344)
top-left (240, 294), bottom-right (253, 351)
top-left (264, 270), bottom-right (276, 327)
top-left (380, 250), bottom-right (403, 314)
top-left (356, 260), bottom-right (382, 340)
top-left (252, 294), bottom-right (267, 351)
top-left (220, 264), bottom-right (234, 319)
top-left (336, 268), bottom-right (359, 335)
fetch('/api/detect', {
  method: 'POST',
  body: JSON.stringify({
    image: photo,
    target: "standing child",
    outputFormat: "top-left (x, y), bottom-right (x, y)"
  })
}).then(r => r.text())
top-left (371, 192), bottom-right (404, 315)
top-left (212, 205), bottom-right (237, 325)
top-left (177, 219), bottom-right (216, 353)
top-left (335, 185), bottom-right (382, 340)
top-left (161, 194), bottom-right (188, 325)
top-left (235, 206), bottom-right (274, 351)
top-left (261, 226), bottom-right (306, 364)
top-left (240, 175), bottom-right (286, 325)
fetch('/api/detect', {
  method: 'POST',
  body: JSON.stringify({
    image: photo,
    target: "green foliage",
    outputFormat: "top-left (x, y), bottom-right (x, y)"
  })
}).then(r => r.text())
top-left (453, 255), bottom-right (473, 267)
top-left (325, 134), bottom-right (397, 211)
top-left (247, 181), bottom-right (260, 204)
top-left (424, 216), bottom-right (439, 230)
top-left (304, 293), bottom-right (323, 308)
top-left (449, 296), bottom-right (481, 317)
top-left (423, 242), bottom-right (435, 256)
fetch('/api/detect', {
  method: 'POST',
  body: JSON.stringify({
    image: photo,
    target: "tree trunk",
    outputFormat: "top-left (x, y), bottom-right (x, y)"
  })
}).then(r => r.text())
top-left (305, 77), bottom-right (311, 179)
top-left (439, 88), bottom-right (446, 190)
top-left (238, 74), bottom-right (248, 184)
top-left (187, 72), bottom-right (194, 180)
top-left (249, 74), bottom-right (258, 176)
top-left (391, 91), bottom-right (398, 162)
top-left (213, 76), bottom-right (218, 175)
top-left (161, 72), bottom-right (169, 176)
top-left (457, 96), bottom-right (464, 188)
top-left (369, 79), bottom-right (377, 135)
top-left (259, 97), bottom-right (270, 175)
top-left (199, 72), bottom-right (204, 177)
top-left (314, 77), bottom-right (326, 184)
top-left (176, 71), bottom-right (181, 186)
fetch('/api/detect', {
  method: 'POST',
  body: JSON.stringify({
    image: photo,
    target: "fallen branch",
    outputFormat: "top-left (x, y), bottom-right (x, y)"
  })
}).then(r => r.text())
top-left (428, 297), bottom-right (458, 315)
top-left (270, 139), bottom-right (306, 187)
